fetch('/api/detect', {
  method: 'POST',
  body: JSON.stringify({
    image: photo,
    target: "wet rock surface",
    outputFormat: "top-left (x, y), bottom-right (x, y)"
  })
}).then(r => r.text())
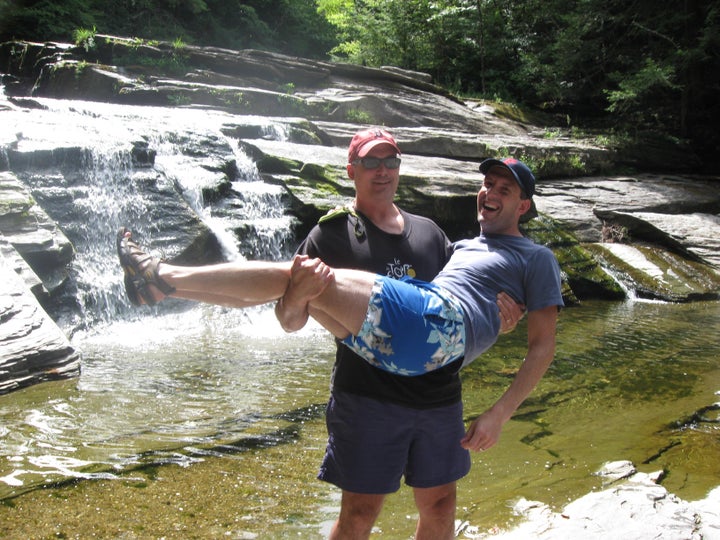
top-left (1, 35), bottom-right (719, 393)
top-left (459, 461), bottom-right (720, 539)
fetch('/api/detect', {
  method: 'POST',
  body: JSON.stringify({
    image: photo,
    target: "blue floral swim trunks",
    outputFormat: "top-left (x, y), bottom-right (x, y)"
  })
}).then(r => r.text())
top-left (341, 276), bottom-right (466, 376)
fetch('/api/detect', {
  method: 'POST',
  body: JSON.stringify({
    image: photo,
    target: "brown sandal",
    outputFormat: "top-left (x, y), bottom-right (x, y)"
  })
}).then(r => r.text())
top-left (116, 227), bottom-right (175, 306)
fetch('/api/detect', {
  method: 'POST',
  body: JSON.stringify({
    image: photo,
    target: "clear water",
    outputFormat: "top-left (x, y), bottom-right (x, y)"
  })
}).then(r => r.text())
top-left (0, 299), bottom-right (718, 538)
top-left (1, 93), bottom-right (719, 537)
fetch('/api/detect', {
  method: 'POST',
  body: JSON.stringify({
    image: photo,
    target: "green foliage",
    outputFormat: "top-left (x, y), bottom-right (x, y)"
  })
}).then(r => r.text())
top-left (1, 0), bottom-right (718, 164)
top-left (317, 0), bottom-right (719, 165)
top-left (172, 37), bottom-right (186, 50)
top-left (345, 108), bottom-right (373, 124)
top-left (0, 0), bottom-right (100, 42)
top-left (73, 26), bottom-right (97, 51)
top-left (168, 93), bottom-right (192, 106)
top-left (74, 60), bottom-right (89, 75)
top-left (605, 58), bottom-right (677, 116)
top-left (0, 0), bottom-right (336, 59)
top-left (277, 83), bottom-right (296, 95)
top-left (107, 35), bottom-right (191, 76)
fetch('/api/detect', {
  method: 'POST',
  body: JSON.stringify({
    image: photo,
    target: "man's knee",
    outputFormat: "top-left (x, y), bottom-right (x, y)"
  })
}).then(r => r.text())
top-left (413, 484), bottom-right (457, 540)
top-left (414, 483), bottom-right (457, 518)
top-left (332, 492), bottom-right (384, 537)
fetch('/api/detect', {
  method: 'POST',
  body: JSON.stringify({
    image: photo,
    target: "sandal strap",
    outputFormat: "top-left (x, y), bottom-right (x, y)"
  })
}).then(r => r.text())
top-left (117, 228), bottom-right (176, 306)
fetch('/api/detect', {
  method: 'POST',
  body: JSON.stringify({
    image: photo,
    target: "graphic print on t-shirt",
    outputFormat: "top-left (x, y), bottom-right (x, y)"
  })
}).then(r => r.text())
top-left (386, 258), bottom-right (416, 279)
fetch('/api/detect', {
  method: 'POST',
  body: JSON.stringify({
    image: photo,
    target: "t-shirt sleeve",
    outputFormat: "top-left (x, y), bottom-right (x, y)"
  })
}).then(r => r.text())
top-left (294, 228), bottom-right (321, 258)
top-left (525, 248), bottom-right (565, 311)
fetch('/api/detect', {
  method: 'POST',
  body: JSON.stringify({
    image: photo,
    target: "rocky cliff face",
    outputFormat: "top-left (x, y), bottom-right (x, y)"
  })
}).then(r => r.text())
top-left (1, 35), bottom-right (719, 394)
top-left (0, 241), bottom-right (79, 394)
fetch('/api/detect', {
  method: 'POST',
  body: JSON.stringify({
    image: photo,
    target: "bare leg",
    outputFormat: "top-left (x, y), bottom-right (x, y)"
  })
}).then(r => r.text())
top-left (413, 483), bottom-right (457, 540)
top-left (118, 230), bottom-right (374, 339)
top-left (329, 491), bottom-right (384, 539)
top-left (161, 260), bottom-right (293, 305)
top-left (157, 257), bottom-right (374, 337)
top-left (163, 259), bottom-right (374, 339)
top-left (307, 267), bottom-right (374, 338)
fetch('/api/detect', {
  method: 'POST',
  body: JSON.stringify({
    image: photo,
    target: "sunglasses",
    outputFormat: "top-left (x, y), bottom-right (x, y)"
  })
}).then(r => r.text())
top-left (352, 157), bottom-right (402, 169)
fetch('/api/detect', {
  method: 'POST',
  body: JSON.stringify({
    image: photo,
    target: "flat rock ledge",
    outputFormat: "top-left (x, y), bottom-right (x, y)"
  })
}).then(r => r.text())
top-left (456, 460), bottom-right (720, 539)
top-left (0, 251), bottom-right (80, 394)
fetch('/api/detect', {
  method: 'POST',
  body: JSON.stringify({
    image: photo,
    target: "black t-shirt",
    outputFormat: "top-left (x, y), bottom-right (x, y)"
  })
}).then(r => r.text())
top-left (295, 208), bottom-right (462, 408)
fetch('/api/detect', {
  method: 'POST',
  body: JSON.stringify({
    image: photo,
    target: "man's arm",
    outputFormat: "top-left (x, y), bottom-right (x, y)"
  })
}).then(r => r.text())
top-left (275, 255), bottom-right (332, 332)
top-left (461, 304), bottom-right (558, 452)
top-left (275, 293), bottom-right (310, 332)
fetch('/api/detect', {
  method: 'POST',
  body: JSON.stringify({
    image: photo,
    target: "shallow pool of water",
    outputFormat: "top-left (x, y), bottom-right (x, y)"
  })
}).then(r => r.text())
top-left (1, 299), bottom-right (718, 538)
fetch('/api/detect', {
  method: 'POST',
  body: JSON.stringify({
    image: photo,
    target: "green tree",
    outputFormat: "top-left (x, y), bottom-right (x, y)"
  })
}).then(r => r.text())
top-left (0, 0), bottom-right (99, 42)
top-left (0, 0), bottom-right (336, 59)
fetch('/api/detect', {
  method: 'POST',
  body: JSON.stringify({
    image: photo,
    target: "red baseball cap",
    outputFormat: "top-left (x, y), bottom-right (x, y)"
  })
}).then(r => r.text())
top-left (348, 128), bottom-right (401, 163)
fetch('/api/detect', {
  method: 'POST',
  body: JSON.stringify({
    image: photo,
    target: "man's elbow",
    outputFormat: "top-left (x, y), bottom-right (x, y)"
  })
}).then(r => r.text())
top-left (275, 305), bottom-right (306, 333)
top-left (279, 320), bottom-right (304, 333)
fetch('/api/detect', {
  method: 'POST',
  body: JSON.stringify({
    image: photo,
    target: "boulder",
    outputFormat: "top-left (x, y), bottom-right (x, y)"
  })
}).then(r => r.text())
top-left (0, 171), bottom-right (74, 299)
top-left (0, 249), bottom-right (80, 394)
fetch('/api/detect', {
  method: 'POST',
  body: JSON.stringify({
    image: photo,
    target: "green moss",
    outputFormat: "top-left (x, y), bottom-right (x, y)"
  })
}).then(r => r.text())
top-left (585, 243), bottom-right (720, 301)
top-left (298, 163), bottom-right (331, 182)
top-left (256, 155), bottom-right (302, 175)
top-left (522, 215), bottom-right (578, 246)
top-left (107, 36), bottom-right (190, 77)
top-left (167, 93), bottom-right (192, 106)
top-left (297, 163), bottom-right (353, 196)
top-left (523, 215), bottom-right (625, 301)
top-left (487, 101), bottom-right (538, 124)
top-left (275, 93), bottom-right (312, 116)
top-left (286, 123), bottom-right (323, 145)
top-left (345, 108), bottom-right (373, 124)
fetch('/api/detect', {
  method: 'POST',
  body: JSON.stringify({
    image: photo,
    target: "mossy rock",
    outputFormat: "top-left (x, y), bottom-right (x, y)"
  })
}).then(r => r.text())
top-left (585, 243), bottom-right (720, 302)
top-left (523, 215), bottom-right (626, 302)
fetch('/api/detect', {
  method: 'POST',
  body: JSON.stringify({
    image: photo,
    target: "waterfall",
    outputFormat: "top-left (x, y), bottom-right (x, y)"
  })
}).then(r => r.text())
top-left (592, 243), bottom-right (670, 304)
top-left (3, 96), bottom-right (299, 329)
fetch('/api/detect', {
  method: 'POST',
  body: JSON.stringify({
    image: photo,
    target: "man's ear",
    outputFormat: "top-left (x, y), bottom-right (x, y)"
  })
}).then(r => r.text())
top-left (347, 163), bottom-right (355, 180)
top-left (518, 198), bottom-right (532, 216)
top-left (519, 198), bottom-right (539, 222)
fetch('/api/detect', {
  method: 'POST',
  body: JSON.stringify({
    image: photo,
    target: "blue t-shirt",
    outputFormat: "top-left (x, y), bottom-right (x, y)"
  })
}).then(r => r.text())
top-left (433, 233), bottom-right (564, 365)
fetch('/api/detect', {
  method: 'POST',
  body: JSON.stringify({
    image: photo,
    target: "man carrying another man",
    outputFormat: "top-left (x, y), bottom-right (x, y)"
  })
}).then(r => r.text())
top-left (117, 129), bottom-right (561, 539)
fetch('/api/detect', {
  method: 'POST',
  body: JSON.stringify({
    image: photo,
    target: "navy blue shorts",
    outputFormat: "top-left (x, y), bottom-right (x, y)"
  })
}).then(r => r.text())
top-left (318, 391), bottom-right (471, 494)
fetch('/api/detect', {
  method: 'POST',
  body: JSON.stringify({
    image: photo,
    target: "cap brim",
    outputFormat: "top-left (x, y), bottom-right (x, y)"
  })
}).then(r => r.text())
top-left (478, 158), bottom-right (507, 174)
top-left (357, 139), bottom-right (401, 158)
top-left (479, 158), bottom-right (526, 194)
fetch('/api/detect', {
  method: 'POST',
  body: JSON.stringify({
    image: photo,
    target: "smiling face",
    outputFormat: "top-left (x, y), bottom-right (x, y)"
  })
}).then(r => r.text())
top-left (477, 166), bottom-right (532, 235)
top-left (347, 142), bottom-right (401, 209)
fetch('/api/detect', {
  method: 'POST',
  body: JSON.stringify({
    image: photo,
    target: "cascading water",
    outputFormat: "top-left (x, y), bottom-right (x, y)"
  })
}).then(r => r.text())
top-left (0, 95), bottom-right (333, 499)
top-left (5, 95), bottom-right (298, 327)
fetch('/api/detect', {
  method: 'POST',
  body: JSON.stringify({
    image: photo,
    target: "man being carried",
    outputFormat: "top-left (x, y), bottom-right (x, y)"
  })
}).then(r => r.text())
top-left (118, 156), bottom-right (562, 459)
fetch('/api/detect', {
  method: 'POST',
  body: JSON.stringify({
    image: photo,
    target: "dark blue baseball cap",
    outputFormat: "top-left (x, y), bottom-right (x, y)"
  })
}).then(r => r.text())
top-left (479, 157), bottom-right (535, 198)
